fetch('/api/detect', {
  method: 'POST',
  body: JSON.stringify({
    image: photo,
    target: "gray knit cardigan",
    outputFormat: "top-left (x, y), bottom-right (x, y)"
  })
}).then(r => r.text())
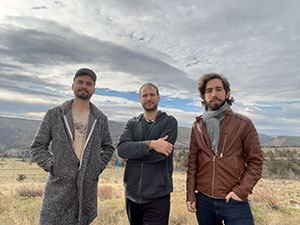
top-left (30, 100), bottom-right (114, 225)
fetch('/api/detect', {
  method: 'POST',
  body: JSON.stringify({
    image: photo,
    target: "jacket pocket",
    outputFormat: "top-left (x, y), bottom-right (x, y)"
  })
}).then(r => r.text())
top-left (196, 152), bottom-right (212, 188)
top-left (217, 156), bottom-right (241, 192)
top-left (234, 156), bottom-right (241, 182)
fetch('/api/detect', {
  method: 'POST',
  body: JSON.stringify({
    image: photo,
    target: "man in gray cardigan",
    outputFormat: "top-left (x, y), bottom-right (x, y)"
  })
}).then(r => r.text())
top-left (30, 68), bottom-right (114, 225)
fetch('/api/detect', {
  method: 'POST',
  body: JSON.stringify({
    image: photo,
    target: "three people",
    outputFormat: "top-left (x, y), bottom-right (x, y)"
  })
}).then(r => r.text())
top-left (186, 73), bottom-right (263, 225)
top-left (30, 68), bottom-right (114, 225)
top-left (31, 70), bottom-right (263, 225)
top-left (117, 83), bottom-right (178, 225)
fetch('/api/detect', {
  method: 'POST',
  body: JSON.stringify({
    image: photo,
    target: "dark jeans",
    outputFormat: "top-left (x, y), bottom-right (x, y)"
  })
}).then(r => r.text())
top-left (126, 194), bottom-right (170, 225)
top-left (195, 192), bottom-right (254, 225)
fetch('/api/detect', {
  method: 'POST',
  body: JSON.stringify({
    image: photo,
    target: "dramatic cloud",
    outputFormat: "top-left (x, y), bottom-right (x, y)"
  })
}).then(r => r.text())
top-left (0, 0), bottom-right (299, 136)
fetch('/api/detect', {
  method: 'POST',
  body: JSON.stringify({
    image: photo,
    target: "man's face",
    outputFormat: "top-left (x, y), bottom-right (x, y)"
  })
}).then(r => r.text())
top-left (140, 85), bottom-right (160, 112)
top-left (72, 75), bottom-right (95, 100)
top-left (204, 78), bottom-right (229, 111)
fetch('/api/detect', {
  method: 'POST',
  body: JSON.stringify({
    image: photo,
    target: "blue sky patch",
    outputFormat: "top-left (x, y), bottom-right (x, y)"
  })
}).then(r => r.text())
top-left (95, 88), bottom-right (201, 112)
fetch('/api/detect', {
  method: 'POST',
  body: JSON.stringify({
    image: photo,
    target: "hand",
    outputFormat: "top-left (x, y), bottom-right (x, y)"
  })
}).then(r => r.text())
top-left (122, 158), bottom-right (128, 162)
top-left (225, 191), bottom-right (242, 203)
top-left (186, 201), bottom-right (197, 213)
top-left (149, 135), bottom-right (173, 157)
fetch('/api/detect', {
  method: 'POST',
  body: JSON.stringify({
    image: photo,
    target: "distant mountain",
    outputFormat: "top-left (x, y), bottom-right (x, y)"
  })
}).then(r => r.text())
top-left (0, 116), bottom-right (299, 157)
top-left (0, 117), bottom-right (40, 152)
top-left (263, 136), bottom-right (300, 147)
top-left (258, 133), bottom-right (274, 145)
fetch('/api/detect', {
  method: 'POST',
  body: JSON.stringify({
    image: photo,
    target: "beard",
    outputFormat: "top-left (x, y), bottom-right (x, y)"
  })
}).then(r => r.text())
top-left (142, 102), bottom-right (158, 112)
top-left (74, 89), bottom-right (92, 100)
top-left (205, 98), bottom-right (226, 111)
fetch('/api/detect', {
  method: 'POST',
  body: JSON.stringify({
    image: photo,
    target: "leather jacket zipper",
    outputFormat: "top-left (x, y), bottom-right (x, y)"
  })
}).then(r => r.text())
top-left (212, 155), bottom-right (216, 197)
top-left (220, 133), bottom-right (228, 158)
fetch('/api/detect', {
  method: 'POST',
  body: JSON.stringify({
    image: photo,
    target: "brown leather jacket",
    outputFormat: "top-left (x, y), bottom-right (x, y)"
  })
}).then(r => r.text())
top-left (186, 110), bottom-right (263, 202)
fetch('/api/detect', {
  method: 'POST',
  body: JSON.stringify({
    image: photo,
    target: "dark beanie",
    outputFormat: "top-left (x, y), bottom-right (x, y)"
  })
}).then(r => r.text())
top-left (74, 68), bottom-right (97, 82)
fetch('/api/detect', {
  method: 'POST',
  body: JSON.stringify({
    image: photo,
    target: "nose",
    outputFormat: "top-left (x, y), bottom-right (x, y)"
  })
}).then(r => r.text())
top-left (211, 89), bottom-right (217, 97)
top-left (80, 82), bottom-right (89, 89)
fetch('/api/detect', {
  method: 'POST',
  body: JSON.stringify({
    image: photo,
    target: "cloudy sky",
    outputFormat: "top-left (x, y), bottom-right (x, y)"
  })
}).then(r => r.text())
top-left (0, 0), bottom-right (299, 136)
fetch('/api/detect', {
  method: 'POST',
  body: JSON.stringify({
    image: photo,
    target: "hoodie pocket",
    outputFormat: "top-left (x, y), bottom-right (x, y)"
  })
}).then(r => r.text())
top-left (141, 163), bottom-right (168, 200)
top-left (124, 162), bottom-right (141, 194)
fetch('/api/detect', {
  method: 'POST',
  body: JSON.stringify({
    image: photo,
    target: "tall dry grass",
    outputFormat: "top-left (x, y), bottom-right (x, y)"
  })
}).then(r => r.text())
top-left (249, 179), bottom-right (300, 225)
top-left (15, 183), bottom-right (44, 197)
top-left (1, 158), bottom-right (300, 225)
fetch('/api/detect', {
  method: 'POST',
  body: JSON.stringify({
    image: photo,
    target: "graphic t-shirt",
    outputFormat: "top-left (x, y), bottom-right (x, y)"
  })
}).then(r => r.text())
top-left (72, 109), bottom-right (89, 160)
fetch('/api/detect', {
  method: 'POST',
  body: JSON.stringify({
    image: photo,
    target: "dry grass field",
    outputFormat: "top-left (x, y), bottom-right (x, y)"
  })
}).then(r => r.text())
top-left (0, 158), bottom-right (300, 225)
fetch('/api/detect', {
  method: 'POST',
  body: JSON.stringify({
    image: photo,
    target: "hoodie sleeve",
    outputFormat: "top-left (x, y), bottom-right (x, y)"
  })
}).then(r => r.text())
top-left (117, 119), bottom-right (152, 159)
top-left (30, 110), bottom-right (54, 173)
top-left (118, 116), bottom-right (178, 162)
top-left (138, 116), bottom-right (178, 163)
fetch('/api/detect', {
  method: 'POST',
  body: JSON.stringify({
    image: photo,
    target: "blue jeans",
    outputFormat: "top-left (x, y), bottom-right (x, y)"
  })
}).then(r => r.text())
top-left (195, 192), bottom-right (254, 225)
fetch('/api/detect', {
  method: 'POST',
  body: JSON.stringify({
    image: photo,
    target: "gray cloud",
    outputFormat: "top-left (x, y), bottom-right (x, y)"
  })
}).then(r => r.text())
top-left (0, 0), bottom-right (299, 136)
top-left (0, 16), bottom-right (196, 92)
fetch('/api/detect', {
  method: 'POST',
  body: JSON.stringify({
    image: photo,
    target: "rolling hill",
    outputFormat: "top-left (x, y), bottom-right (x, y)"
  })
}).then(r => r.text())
top-left (0, 116), bottom-right (299, 157)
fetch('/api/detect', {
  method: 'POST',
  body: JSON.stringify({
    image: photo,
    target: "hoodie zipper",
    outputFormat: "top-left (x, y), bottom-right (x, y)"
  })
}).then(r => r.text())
top-left (135, 122), bottom-right (145, 202)
top-left (135, 114), bottom-right (161, 202)
top-left (138, 163), bottom-right (144, 202)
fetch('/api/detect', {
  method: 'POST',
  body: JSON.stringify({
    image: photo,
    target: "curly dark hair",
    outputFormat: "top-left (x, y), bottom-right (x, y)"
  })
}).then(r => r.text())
top-left (198, 73), bottom-right (235, 106)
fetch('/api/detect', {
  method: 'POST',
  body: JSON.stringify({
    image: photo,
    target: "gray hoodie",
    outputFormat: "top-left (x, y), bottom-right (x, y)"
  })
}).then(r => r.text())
top-left (30, 99), bottom-right (114, 225)
top-left (118, 111), bottom-right (178, 203)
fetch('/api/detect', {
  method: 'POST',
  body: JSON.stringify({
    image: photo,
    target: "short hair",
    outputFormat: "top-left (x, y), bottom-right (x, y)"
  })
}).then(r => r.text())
top-left (139, 83), bottom-right (160, 96)
top-left (198, 73), bottom-right (234, 105)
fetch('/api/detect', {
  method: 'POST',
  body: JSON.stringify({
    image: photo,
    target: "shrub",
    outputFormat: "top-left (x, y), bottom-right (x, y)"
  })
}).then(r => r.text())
top-left (98, 185), bottom-right (122, 200)
top-left (251, 188), bottom-right (282, 211)
top-left (17, 174), bottom-right (27, 182)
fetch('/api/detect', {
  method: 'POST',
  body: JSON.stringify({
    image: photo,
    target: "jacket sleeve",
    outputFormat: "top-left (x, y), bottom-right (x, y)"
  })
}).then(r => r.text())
top-left (186, 124), bottom-right (198, 202)
top-left (99, 116), bottom-right (115, 170)
top-left (232, 120), bottom-right (263, 200)
top-left (117, 116), bottom-right (178, 162)
top-left (30, 110), bottom-right (54, 173)
top-left (138, 116), bottom-right (178, 163)
top-left (117, 120), bottom-right (152, 159)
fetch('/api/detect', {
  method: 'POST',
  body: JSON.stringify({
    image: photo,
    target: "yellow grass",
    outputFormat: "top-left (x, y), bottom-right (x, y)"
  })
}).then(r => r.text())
top-left (0, 158), bottom-right (300, 225)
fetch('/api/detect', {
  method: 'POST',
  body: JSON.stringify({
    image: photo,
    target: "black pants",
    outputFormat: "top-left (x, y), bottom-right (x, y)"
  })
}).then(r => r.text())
top-left (126, 194), bottom-right (170, 225)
